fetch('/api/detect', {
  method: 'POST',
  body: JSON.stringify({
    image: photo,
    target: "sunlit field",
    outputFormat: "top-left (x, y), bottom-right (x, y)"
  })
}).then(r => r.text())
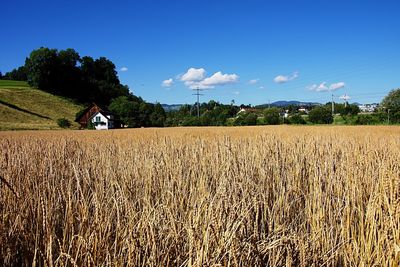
top-left (1, 126), bottom-right (399, 266)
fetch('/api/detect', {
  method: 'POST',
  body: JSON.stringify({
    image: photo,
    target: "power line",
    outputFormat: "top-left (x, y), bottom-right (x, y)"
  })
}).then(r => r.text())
top-left (192, 88), bottom-right (204, 118)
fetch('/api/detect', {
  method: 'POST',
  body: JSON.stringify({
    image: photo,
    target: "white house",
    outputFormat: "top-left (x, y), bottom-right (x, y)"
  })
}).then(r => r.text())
top-left (283, 110), bottom-right (289, 118)
top-left (90, 111), bottom-right (115, 130)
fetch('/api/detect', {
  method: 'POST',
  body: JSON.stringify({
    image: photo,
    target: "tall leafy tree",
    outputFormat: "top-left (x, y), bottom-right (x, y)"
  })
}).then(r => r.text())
top-left (263, 107), bottom-right (281, 125)
top-left (25, 47), bottom-right (60, 92)
top-left (57, 48), bottom-right (82, 97)
top-left (149, 103), bottom-right (166, 127)
top-left (108, 96), bottom-right (165, 128)
top-left (339, 104), bottom-right (360, 117)
top-left (381, 89), bottom-right (400, 111)
top-left (80, 56), bottom-right (129, 105)
top-left (109, 96), bottom-right (140, 127)
top-left (308, 106), bottom-right (333, 124)
top-left (381, 88), bottom-right (400, 123)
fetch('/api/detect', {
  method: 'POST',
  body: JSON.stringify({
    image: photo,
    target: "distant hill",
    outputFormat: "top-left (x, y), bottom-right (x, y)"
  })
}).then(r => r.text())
top-left (256, 101), bottom-right (320, 108)
top-left (161, 104), bottom-right (183, 112)
top-left (0, 80), bottom-right (84, 130)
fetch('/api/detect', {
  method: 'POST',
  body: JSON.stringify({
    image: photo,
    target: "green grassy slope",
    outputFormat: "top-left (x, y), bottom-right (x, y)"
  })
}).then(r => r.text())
top-left (0, 80), bottom-right (84, 130)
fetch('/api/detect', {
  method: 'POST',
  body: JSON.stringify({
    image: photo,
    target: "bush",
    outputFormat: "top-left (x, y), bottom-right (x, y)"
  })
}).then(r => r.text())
top-left (181, 117), bottom-right (202, 126)
top-left (263, 108), bottom-right (281, 125)
top-left (87, 121), bottom-right (95, 129)
top-left (289, 114), bottom-right (306, 124)
top-left (244, 113), bottom-right (258, 125)
top-left (57, 118), bottom-right (71, 128)
top-left (339, 104), bottom-right (360, 116)
top-left (234, 113), bottom-right (258, 126)
top-left (354, 114), bottom-right (380, 125)
top-left (308, 107), bottom-right (333, 124)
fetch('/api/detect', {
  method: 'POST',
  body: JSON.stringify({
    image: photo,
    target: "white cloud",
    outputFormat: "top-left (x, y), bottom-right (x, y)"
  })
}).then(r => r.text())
top-left (201, 71), bottom-right (239, 87)
top-left (184, 81), bottom-right (213, 89)
top-left (274, 71), bottom-right (298, 84)
top-left (234, 91), bottom-right (240, 95)
top-left (161, 78), bottom-right (174, 87)
top-left (319, 83), bottom-right (329, 91)
top-left (249, 79), bottom-right (259, 85)
top-left (180, 68), bottom-right (206, 82)
top-left (308, 82), bottom-right (345, 92)
top-left (119, 67), bottom-right (128, 72)
top-left (179, 68), bottom-right (239, 89)
top-left (259, 86), bottom-right (265, 89)
top-left (329, 82), bottom-right (346, 91)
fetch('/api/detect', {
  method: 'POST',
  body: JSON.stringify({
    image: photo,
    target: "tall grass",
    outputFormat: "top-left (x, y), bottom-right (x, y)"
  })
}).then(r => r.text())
top-left (0, 126), bottom-right (399, 266)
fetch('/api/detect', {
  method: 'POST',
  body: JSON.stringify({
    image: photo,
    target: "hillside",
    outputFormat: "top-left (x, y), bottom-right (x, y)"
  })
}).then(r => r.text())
top-left (0, 80), bottom-right (84, 130)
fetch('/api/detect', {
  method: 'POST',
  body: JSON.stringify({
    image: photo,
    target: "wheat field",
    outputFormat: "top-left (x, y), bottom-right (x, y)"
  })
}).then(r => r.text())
top-left (0, 126), bottom-right (399, 266)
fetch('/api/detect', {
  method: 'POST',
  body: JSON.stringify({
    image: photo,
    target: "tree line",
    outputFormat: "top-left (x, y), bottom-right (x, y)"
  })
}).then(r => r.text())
top-left (165, 96), bottom-right (400, 126)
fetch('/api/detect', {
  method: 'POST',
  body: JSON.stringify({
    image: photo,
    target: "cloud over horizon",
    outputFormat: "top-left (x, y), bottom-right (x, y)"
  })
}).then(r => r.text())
top-left (119, 66), bottom-right (128, 72)
top-left (308, 82), bottom-right (346, 92)
top-left (274, 71), bottom-right (298, 84)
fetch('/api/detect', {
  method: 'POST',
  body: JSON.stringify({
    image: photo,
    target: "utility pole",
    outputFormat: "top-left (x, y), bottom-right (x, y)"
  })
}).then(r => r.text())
top-left (192, 87), bottom-right (204, 118)
top-left (331, 94), bottom-right (335, 116)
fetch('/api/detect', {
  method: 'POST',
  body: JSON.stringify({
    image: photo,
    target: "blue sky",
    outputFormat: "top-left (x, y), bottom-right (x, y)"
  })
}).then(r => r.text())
top-left (1, 0), bottom-right (399, 105)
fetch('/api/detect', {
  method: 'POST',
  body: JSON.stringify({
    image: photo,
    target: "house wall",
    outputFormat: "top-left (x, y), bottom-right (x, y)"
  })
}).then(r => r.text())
top-left (78, 105), bottom-right (101, 128)
top-left (91, 112), bottom-right (111, 130)
top-left (106, 115), bottom-right (114, 129)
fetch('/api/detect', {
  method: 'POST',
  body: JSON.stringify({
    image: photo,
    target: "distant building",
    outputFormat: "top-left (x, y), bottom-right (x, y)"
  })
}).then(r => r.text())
top-left (358, 104), bottom-right (378, 113)
top-left (237, 108), bottom-right (260, 114)
top-left (298, 107), bottom-right (309, 114)
top-left (75, 103), bottom-right (116, 130)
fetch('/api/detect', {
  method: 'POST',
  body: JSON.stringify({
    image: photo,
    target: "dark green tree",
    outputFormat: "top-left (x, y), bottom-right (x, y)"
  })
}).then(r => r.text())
top-left (355, 114), bottom-right (380, 125)
top-left (24, 47), bottom-right (129, 106)
top-left (234, 112), bottom-right (257, 126)
top-left (308, 106), bottom-right (333, 124)
top-left (288, 114), bottom-right (306, 124)
top-left (109, 96), bottom-right (165, 128)
top-left (263, 107), bottom-right (281, 125)
top-left (80, 56), bottom-right (129, 105)
top-left (339, 104), bottom-right (360, 117)
top-left (109, 96), bottom-right (140, 127)
top-left (381, 89), bottom-right (400, 111)
top-left (25, 47), bottom-right (60, 92)
top-left (380, 89), bottom-right (400, 123)
top-left (57, 48), bottom-right (82, 96)
top-left (149, 103), bottom-right (166, 127)
top-left (3, 66), bottom-right (28, 81)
